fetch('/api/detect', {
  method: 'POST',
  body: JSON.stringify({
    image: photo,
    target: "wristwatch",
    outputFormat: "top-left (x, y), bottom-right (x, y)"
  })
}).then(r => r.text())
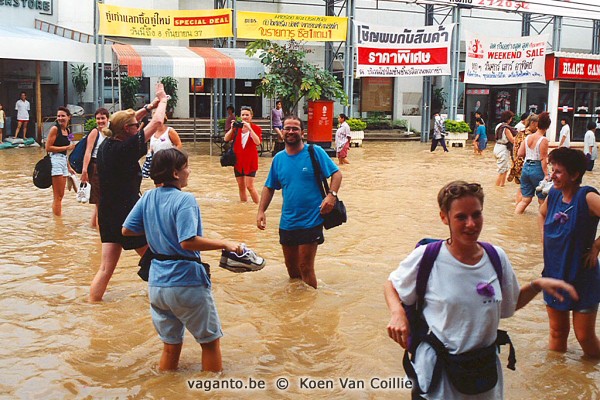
top-left (144, 104), bottom-right (152, 112)
top-left (328, 190), bottom-right (337, 197)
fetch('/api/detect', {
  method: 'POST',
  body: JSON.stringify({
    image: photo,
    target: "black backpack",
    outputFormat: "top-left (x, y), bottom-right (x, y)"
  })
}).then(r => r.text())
top-left (33, 154), bottom-right (52, 189)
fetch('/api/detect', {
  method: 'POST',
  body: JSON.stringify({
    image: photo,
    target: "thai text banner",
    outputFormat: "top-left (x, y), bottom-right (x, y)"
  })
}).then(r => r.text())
top-left (354, 22), bottom-right (454, 77)
top-left (464, 31), bottom-right (548, 85)
top-left (98, 4), bottom-right (233, 40)
top-left (237, 11), bottom-right (347, 42)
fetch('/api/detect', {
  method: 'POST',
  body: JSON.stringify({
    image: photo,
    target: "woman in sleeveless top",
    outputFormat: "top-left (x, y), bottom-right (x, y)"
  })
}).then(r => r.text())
top-left (149, 116), bottom-right (182, 154)
top-left (515, 112), bottom-right (550, 214)
top-left (45, 106), bottom-right (75, 216)
top-left (81, 108), bottom-right (109, 228)
top-left (510, 114), bottom-right (537, 204)
top-left (539, 147), bottom-right (600, 358)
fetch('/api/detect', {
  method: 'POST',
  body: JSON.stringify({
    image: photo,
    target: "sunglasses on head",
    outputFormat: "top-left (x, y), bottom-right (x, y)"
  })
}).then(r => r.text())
top-left (125, 122), bottom-right (141, 128)
top-left (445, 183), bottom-right (482, 196)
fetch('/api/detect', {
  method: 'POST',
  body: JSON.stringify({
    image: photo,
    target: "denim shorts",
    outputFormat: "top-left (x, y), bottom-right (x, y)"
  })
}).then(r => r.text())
top-left (50, 153), bottom-right (69, 177)
top-left (149, 285), bottom-right (223, 345)
top-left (520, 160), bottom-right (545, 198)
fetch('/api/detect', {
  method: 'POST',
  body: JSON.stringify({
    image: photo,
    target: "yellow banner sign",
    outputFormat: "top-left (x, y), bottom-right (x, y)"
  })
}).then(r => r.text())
top-left (98, 4), bottom-right (233, 40)
top-left (237, 11), bottom-right (347, 42)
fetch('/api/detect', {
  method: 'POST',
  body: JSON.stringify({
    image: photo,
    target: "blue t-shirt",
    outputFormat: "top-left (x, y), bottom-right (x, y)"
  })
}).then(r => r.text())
top-left (265, 144), bottom-right (339, 230)
top-left (475, 125), bottom-right (487, 141)
top-left (123, 186), bottom-right (209, 287)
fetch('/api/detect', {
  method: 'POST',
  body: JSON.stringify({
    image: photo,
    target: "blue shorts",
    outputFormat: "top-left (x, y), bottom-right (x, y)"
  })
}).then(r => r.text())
top-left (478, 139), bottom-right (488, 151)
top-left (520, 160), bottom-right (545, 198)
top-left (50, 153), bottom-right (69, 177)
top-left (149, 285), bottom-right (223, 345)
top-left (273, 124), bottom-right (283, 130)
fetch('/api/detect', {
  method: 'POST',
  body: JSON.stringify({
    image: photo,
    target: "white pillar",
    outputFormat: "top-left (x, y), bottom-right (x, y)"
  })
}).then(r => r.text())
top-left (547, 80), bottom-right (560, 141)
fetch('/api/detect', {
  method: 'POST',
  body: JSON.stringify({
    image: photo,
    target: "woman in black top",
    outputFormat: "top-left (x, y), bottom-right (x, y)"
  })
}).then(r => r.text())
top-left (45, 106), bottom-right (75, 216)
top-left (89, 83), bottom-right (168, 302)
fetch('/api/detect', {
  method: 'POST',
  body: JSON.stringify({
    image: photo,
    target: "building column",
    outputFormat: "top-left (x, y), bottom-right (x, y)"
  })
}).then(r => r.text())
top-left (547, 80), bottom-right (560, 141)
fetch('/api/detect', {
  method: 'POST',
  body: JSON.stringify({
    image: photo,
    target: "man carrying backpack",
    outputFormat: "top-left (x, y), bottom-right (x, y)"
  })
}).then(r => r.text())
top-left (384, 180), bottom-right (577, 399)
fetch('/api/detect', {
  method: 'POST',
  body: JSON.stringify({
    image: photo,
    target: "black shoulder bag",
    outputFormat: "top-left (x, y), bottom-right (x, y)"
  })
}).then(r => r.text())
top-left (220, 128), bottom-right (238, 167)
top-left (307, 144), bottom-right (347, 230)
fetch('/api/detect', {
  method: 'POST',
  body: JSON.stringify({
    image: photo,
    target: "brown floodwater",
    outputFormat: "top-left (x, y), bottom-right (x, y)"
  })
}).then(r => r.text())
top-left (0, 141), bottom-right (598, 399)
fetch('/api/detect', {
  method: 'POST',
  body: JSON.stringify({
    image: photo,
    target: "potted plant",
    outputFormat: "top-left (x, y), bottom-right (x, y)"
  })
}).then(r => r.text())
top-left (347, 118), bottom-right (367, 147)
top-left (84, 117), bottom-right (97, 133)
top-left (160, 76), bottom-right (178, 118)
top-left (443, 119), bottom-right (472, 148)
top-left (121, 77), bottom-right (141, 110)
top-left (71, 64), bottom-right (89, 105)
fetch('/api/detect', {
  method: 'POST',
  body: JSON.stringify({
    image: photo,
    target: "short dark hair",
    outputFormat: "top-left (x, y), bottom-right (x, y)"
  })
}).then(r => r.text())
top-left (150, 148), bottom-right (189, 185)
top-left (501, 110), bottom-right (514, 123)
top-left (520, 112), bottom-right (529, 121)
top-left (95, 107), bottom-right (109, 119)
top-left (226, 105), bottom-right (234, 113)
top-left (560, 117), bottom-right (567, 123)
top-left (538, 112), bottom-right (551, 130)
top-left (476, 118), bottom-right (484, 125)
top-left (339, 113), bottom-right (348, 121)
top-left (587, 120), bottom-right (597, 130)
top-left (548, 147), bottom-right (587, 184)
top-left (57, 106), bottom-right (71, 117)
top-left (282, 115), bottom-right (304, 130)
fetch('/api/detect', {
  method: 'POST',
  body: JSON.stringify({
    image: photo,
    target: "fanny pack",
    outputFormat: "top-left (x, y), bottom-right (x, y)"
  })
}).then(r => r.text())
top-left (137, 249), bottom-right (210, 281)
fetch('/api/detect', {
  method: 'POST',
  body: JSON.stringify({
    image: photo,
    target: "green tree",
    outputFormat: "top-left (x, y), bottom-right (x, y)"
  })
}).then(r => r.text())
top-left (246, 39), bottom-right (348, 115)
top-left (121, 76), bottom-right (141, 110)
top-left (71, 64), bottom-right (89, 104)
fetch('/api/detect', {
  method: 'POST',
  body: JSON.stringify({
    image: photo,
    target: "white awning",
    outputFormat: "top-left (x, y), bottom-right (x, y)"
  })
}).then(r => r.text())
top-left (0, 25), bottom-right (108, 63)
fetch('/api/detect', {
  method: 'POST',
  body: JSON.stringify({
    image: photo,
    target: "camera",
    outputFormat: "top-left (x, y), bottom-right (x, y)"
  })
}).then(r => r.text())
top-left (233, 121), bottom-right (244, 129)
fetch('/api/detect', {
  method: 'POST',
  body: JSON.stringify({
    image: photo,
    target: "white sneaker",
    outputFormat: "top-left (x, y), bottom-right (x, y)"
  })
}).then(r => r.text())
top-left (77, 182), bottom-right (91, 203)
top-left (536, 179), bottom-right (553, 195)
top-left (219, 244), bottom-right (266, 273)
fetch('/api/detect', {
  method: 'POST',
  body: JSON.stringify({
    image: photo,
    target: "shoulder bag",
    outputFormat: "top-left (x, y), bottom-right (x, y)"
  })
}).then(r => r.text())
top-left (220, 129), bottom-right (238, 167)
top-left (307, 144), bottom-right (347, 230)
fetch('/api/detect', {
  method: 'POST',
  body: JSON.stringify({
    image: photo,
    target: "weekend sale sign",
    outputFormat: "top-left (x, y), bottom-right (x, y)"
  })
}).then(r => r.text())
top-left (354, 22), bottom-right (454, 77)
top-left (464, 31), bottom-right (548, 85)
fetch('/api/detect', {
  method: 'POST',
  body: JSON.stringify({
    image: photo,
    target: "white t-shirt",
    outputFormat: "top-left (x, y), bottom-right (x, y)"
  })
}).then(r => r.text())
top-left (433, 116), bottom-right (444, 140)
top-left (559, 124), bottom-right (570, 148)
top-left (15, 99), bottom-right (30, 120)
top-left (584, 130), bottom-right (598, 160)
top-left (388, 242), bottom-right (520, 400)
top-left (335, 121), bottom-right (351, 152)
top-left (514, 121), bottom-right (526, 133)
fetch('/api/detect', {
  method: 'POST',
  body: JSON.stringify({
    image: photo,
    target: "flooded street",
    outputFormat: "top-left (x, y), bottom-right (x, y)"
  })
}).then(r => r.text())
top-left (0, 141), bottom-right (598, 399)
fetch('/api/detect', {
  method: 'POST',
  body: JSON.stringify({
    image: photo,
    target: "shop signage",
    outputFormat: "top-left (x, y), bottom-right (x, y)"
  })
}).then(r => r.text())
top-left (0, 0), bottom-right (52, 15)
top-left (237, 11), bottom-right (347, 42)
top-left (464, 31), bottom-right (548, 85)
top-left (415, 0), bottom-right (600, 21)
top-left (98, 4), bottom-right (233, 39)
top-left (354, 22), bottom-right (454, 77)
top-left (556, 58), bottom-right (600, 81)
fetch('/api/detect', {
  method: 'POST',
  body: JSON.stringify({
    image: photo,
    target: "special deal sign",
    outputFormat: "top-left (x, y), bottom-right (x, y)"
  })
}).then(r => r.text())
top-left (464, 31), bottom-right (548, 85)
top-left (237, 11), bottom-right (347, 42)
top-left (98, 4), bottom-right (233, 40)
top-left (354, 23), bottom-right (454, 77)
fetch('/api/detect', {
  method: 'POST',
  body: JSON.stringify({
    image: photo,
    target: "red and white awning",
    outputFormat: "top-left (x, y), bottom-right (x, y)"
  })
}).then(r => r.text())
top-left (111, 44), bottom-right (264, 79)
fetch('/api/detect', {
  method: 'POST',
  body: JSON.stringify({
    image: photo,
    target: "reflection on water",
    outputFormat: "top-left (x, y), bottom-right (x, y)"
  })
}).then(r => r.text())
top-left (0, 142), bottom-right (598, 399)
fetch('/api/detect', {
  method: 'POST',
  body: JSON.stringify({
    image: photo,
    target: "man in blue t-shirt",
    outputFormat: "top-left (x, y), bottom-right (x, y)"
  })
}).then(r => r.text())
top-left (257, 115), bottom-right (342, 288)
top-left (473, 117), bottom-right (487, 155)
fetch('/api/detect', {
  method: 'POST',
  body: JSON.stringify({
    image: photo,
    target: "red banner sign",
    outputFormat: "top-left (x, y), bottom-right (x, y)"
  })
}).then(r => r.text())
top-left (556, 57), bottom-right (600, 81)
top-left (357, 47), bottom-right (448, 66)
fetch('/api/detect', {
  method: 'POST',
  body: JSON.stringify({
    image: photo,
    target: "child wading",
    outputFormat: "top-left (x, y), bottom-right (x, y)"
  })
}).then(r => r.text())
top-left (122, 148), bottom-right (243, 371)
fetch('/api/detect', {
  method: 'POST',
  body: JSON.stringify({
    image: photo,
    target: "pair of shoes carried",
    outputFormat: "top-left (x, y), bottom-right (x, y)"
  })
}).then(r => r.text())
top-left (76, 182), bottom-right (91, 203)
top-left (219, 244), bottom-right (266, 273)
top-left (66, 173), bottom-right (80, 192)
top-left (535, 179), bottom-right (553, 195)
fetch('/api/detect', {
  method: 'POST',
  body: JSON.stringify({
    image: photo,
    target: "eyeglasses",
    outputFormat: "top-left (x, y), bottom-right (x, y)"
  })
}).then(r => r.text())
top-left (125, 122), bottom-right (140, 128)
top-left (444, 183), bottom-right (482, 196)
top-left (283, 126), bottom-right (301, 132)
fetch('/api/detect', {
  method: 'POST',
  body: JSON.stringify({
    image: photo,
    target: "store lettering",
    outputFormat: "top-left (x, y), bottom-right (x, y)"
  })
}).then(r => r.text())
top-left (0, 0), bottom-right (51, 12)
top-left (588, 63), bottom-right (600, 76)
top-left (562, 62), bottom-right (585, 75)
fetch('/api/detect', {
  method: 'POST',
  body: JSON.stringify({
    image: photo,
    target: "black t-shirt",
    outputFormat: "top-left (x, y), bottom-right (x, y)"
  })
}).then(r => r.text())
top-left (53, 125), bottom-right (71, 155)
top-left (97, 130), bottom-right (148, 214)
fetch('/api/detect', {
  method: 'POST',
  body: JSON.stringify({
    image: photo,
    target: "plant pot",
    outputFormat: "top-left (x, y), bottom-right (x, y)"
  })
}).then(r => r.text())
top-left (445, 131), bottom-right (468, 148)
top-left (350, 130), bottom-right (364, 147)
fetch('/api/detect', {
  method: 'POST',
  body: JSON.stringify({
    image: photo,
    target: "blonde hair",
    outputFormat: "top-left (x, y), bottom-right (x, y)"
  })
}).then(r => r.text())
top-left (103, 109), bottom-right (135, 138)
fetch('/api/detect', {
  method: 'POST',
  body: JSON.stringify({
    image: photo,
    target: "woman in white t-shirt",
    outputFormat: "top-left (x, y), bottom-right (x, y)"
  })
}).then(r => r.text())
top-left (384, 181), bottom-right (577, 400)
top-left (584, 120), bottom-right (598, 171)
